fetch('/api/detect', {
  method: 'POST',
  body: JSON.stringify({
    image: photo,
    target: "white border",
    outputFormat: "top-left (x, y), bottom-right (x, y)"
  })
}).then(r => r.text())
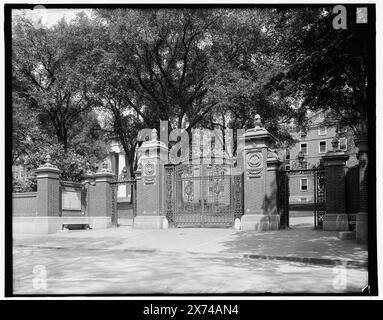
top-left (1, 0), bottom-right (382, 301)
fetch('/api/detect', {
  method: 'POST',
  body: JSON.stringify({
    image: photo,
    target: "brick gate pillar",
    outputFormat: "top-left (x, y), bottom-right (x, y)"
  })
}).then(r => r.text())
top-left (322, 138), bottom-right (349, 231)
top-left (355, 134), bottom-right (368, 244)
top-left (88, 162), bottom-right (114, 229)
top-left (240, 115), bottom-right (280, 231)
top-left (134, 129), bottom-right (169, 229)
top-left (34, 155), bottom-right (62, 233)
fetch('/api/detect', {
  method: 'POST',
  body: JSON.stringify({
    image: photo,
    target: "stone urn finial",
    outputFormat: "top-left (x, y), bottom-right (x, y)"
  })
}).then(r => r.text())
top-left (45, 154), bottom-right (52, 166)
top-left (37, 154), bottom-right (59, 172)
top-left (254, 114), bottom-right (263, 130)
top-left (151, 128), bottom-right (158, 141)
top-left (98, 160), bottom-right (111, 173)
top-left (41, 154), bottom-right (57, 168)
top-left (85, 162), bottom-right (94, 175)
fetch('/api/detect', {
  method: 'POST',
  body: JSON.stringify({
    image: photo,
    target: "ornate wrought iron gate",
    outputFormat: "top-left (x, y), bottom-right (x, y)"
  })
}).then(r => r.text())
top-left (110, 178), bottom-right (137, 226)
top-left (278, 168), bottom-right (326, 229)
top-left (165, 163), bottom-right (243, 227)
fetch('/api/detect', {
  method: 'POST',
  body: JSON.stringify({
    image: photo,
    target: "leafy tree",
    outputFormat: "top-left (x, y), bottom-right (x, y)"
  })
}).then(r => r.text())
top-left (12, 91), bottom-right (51, 164)
top-left (12, 15), bottom-right (94, 152)
top-left (12, 15), bottom-right (108, 184)
top-left (265, 7), bottom-right (372, 137)
top-left (85, 8), bottom-right (299, 172)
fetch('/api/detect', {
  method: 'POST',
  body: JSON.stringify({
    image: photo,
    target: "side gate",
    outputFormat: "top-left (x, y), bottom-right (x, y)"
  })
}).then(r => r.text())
top-left (110, 177), bottom-right (137, 227)
top-left (278, 168), bottom-right (326, 229)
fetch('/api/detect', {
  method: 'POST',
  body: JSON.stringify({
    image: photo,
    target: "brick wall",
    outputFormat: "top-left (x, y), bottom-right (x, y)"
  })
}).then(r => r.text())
top-left (325, 165), bottom-right (347, 214)
top-left (12, 192), bottom-right (37, 217)
top-left (345, 165), bottom-right (360, 214)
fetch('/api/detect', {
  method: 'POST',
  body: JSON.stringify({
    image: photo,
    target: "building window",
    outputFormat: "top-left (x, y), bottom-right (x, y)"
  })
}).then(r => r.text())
top-left (339, 137), bottom-right (347, 151)
top-left (300, 130), bottom-right (307, 139)
top-left (300, 143), bottom-right (307, 155)
top-left (285, 149), bottom-right (290, 160)
top-left (300, 178), bottom-right (308, 191)
top-left (319, 141), bottom-right (327, 153)
top-left (318, 126), bottom-right (327, 136)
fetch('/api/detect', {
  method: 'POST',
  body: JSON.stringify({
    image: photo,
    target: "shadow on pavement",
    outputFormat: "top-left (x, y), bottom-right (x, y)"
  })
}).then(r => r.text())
top-left (218, 227), bottom-right (368, 263)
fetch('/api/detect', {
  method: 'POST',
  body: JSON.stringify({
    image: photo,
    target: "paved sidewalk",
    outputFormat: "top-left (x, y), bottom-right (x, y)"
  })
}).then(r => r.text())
top-left (13, 226), bottom-right (368, 267)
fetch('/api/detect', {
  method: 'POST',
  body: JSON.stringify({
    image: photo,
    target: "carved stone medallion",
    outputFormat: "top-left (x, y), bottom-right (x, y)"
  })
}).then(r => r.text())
top-left (143, 161), bottom-right (156, 176)
top-left (247, 152), bottom-right (263, 178)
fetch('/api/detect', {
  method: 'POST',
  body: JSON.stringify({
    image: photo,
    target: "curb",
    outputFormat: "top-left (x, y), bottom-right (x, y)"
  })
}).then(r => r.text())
top-left (242, 254), bottom-right (368, 268)
top-left (14, 244), bottom-right (158, 253)
top-left (14, 244), bottom-right (368, 268)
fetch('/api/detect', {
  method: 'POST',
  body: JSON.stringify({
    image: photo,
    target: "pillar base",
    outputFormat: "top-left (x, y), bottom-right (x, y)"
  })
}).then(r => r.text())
top-left (356, 212), bottom-right (368, 244)
top-left (338, 230), bottom-right (356, 240)
top-left (241, 215), bottom-right (279, 231)
top-left (323, 214), bottom-right (349, 231)
top-left (89, 217), bottom-right (112, 229)
top-left (133, 216), bottom-right (168, 229)
top-left (13, 217), bottom-right (62, 234)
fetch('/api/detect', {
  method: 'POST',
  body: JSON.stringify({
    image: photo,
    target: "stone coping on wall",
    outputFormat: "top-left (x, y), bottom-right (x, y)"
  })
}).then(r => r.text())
top-left (60, 181), bottom-right (83, 188)
top-left (12, 192), bottom-right (37, 198)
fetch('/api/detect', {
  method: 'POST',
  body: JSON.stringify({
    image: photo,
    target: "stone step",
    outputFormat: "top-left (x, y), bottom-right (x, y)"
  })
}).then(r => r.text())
top-left (338, 231), bottom-right (356, 240)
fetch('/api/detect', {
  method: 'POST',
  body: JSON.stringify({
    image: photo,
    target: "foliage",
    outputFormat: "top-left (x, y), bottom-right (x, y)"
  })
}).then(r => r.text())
top-left (12, 15), bottom-right (108, 180)
top-left (265, 7), bottom-right (371, 136)
top-left (12, 7), bottom-right (370, 178)
top-left (24, 144), bottom-right (98, 182)
top-left (12, 15), bottom-right (95, 151)
top-left (12, 175), bottom-right (37, 193)
top-left (82, 8), bottom-right (300, 172)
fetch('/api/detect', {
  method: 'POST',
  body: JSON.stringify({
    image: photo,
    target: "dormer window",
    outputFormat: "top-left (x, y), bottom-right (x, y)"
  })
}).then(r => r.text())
top-left (318, 126), bottom-right (327, 136)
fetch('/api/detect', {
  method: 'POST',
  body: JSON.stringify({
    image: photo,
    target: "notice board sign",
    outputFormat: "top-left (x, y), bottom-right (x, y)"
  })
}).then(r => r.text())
top-left (62, 190), bottom-right (81, 210)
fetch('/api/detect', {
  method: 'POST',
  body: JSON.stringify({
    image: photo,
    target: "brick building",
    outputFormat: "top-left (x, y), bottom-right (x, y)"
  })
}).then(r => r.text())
top-left (280, 112), bottom-right (358, 205)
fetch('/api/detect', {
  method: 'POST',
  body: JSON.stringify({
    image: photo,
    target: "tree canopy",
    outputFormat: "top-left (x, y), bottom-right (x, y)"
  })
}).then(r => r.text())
top-left (265, 7), bottom-right (372, 136)
top-left (12, 7), bottom-right (372, 183)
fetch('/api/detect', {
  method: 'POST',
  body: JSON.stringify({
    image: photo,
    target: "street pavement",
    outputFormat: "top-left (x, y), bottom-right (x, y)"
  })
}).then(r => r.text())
top-left (13, 226), bottom-right (369, 295)
top-left (13, 247), bottom-right (368, 295)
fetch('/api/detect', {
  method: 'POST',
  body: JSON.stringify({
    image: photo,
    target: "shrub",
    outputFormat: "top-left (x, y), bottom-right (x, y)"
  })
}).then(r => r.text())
top-left (12, 176), bottom-right (37, 193)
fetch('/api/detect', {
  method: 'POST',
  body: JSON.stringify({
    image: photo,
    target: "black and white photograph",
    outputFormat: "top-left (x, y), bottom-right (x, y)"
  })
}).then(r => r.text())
top-left (2, 1), bottom-right (379, 302)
